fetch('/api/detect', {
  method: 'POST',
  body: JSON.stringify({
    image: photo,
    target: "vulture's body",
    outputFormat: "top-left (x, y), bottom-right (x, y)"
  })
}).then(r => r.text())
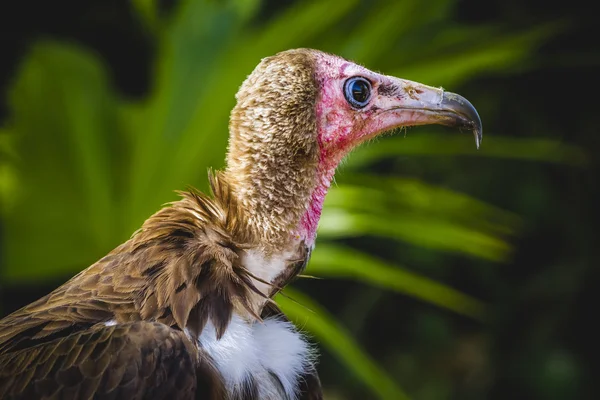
top-left (0, 49), bottom-right (481, 399)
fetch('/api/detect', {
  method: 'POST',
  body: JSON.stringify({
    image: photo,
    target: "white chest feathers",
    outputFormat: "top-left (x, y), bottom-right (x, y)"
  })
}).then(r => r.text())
top-left (198, 315), bottom-right (314, 399)
top-left (243, 248), bottom-right (296, 299)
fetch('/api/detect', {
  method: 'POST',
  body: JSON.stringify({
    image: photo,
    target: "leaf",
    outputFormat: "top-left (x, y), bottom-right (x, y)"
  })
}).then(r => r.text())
top-left (248, 0), bottom-right (359, 53)
top-left (319, 209), bottom-right (512, 262)
top-left (341, 0), bottom-right (452, 63)
top-left (308, 244), bottom-right (485, 319)
top-left (392, 24), bottom-right (562, 86)
top-left (131, 0), bottom-right (160, 31)
top-left (0, 129), bottom-right (18, 215)
top-left (345, 133), bottom-right (589, 168)
top-left (124, 1), bottom-right (243, 231)
top-left (3, 42), bottom-right (123, 281)
top-left (324, 175), bottom-right (521, 236)
top-left (277, 288), bottom-right (411, 400)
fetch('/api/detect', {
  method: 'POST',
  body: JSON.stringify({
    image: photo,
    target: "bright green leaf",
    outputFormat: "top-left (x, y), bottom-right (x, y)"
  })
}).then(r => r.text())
top-left (308, 244), bottom-right (485, 319)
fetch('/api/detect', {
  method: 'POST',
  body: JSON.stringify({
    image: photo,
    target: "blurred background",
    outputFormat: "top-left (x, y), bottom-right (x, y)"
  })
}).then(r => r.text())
top-left (0, 0), bottom-right (597, 398)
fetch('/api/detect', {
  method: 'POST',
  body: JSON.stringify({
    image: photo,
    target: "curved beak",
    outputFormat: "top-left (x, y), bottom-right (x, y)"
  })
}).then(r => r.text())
top-left (378, 79), bottom-right (483, 149)
top-left (437, 91), bottom-right (483, 149)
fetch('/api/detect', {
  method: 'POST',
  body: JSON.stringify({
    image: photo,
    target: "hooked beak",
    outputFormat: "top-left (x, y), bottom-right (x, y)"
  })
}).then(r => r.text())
top-left (379, 80), bottom-right (483, 148)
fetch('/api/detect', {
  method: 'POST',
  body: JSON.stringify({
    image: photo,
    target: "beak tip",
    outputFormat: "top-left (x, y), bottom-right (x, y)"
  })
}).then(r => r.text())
top-left (475, 128), bottom-right (482, 149)
top-left (440, 91), bottom-right (483, 149)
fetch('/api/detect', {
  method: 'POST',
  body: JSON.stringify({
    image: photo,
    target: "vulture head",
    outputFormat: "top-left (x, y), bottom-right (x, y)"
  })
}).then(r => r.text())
top-left (224, 49), bottom-right (481, 250)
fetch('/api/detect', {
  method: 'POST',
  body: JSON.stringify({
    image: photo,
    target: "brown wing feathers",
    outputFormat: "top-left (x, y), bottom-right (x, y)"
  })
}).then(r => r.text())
top-left (0, 321), bottom-right (221, 400)
top-left (1, 173), bottom-right (263, 342)
top-left (0, 173), bottom-right (279, 398)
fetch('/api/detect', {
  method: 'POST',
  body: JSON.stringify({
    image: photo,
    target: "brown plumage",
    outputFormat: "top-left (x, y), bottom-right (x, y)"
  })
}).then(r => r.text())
top-left (0, 48), bottom-right (481, 399)
top-left (0, 173), bottom-right (316, 399)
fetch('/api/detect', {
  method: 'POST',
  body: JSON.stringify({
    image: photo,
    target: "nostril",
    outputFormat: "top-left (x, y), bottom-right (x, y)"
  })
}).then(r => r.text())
top-left (406, 86), bottom-right (418, 99)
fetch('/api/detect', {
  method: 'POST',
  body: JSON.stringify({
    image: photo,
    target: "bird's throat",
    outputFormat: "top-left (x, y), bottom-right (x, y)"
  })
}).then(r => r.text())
top-left (296, 159), bottom-right (337, 246)
top-left (224, 150), bottom-right (338, 251)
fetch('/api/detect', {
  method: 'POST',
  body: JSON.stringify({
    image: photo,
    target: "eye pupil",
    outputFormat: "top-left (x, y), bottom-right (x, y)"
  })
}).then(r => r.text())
top-left (351, 81), bottom-right (369, 102)
top-left (344, 77), bottom-right (371, 108)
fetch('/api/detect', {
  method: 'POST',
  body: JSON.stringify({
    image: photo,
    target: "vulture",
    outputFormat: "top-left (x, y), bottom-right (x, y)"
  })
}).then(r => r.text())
top-left (0, 49), bottom-right (482, 399)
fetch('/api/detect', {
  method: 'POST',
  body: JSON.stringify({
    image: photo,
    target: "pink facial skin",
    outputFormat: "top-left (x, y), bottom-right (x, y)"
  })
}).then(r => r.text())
top-left (296, 53), bottom-right (452, 246)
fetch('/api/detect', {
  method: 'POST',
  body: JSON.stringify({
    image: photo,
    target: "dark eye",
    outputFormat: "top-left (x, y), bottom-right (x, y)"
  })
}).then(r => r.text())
top-left (344, 77), bottom-right (372, 108)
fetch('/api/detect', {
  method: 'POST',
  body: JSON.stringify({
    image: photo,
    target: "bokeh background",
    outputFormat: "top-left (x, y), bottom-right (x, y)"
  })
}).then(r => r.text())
top-left (0, 0), bottom-right (597, 399)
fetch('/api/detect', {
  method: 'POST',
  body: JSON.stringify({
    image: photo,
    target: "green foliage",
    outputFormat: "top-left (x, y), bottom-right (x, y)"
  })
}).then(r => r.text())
top-left (308, 244), bottom-right (485, 319)
top-left (320, 176), bottom-right (517, 262)
top-left (0, 129), bottom-right (18, 215)
top-left (346, 134), bottom-right (589, 167)
top-left (0, 0), bottom-right (578, 398)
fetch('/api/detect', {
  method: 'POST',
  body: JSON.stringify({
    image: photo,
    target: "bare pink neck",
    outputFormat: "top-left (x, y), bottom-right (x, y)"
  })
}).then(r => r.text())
top-left (296, 148), bottom-right (342, 246)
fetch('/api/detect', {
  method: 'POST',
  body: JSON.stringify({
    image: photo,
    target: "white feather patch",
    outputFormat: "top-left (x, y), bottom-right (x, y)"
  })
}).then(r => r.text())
top-left (243, 249), bottom-right (294, 298)
top-left (253, 318), bottom-right (314, 398)
top-left (199, 314), bottom-right (313, 399)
